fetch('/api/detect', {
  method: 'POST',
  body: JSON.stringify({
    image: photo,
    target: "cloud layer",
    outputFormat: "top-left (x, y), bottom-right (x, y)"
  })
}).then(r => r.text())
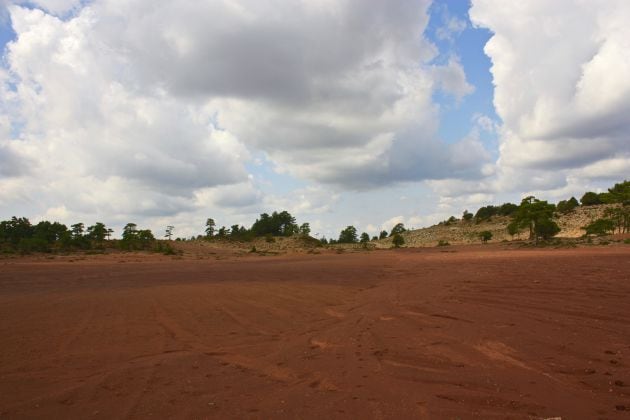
top-left (0, 0), bottom-right (484, 230)
top-left (1, 0), bottom-right (627, 237)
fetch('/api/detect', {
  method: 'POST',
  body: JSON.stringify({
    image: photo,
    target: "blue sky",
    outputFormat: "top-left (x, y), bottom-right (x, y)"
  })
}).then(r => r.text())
top-left (427, 0), bottom-right (498, 144)
top-left (0, 0), bottom-right (628, 239)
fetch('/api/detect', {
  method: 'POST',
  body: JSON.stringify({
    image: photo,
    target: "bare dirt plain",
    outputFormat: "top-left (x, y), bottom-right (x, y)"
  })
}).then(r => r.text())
top-left (1, 245), bottom-right (629, 419)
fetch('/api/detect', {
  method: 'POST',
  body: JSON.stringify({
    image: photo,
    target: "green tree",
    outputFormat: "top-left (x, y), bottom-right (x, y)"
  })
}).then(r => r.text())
top-left (392, 233), bottom-right (405, 248)
top-left (122, 223), bottom-right (137, 240)
top-left (278, 211), bottom-right (298, 236)
top-left (604, 206), bottom-right (630, 234)
top-left (70, 223), bottom-right (84, 238)
top-left (136, 229), bottom-right (155, 244)
top-left (535, 218), bottom-right (561, 240)
top-left (120, 223), bottom-right (136, 249)
top-left (251, 210), bottom-right (298, 237)
top-left (299, 223), bottom-right (311, 236)
top-left (87, 222), bottom-right (108, 242)
top-left (583, 219), bottom-right (615, 236)
top-left (359, 232), bottom-right (370, 243)
top-left (70, 222), bottom-right (90, 249)
top-left (205, 218), bottom-right (216, 237)
top-left (475, 205), bottom-right (498, 221)
top-left (120, 223), bottom-right (138, 250)
top-left (338, 226), bottom-right (358, 243)
top-left (580, 192), bottom-right (602, 206)
top-left (462, 210), bottom-right (473, 221)
top-left (507, 221), bottom-right (520, 239)
top-left (556, 197), bottom-right (579, 214)
top-left (34, 221), bottom-right (68, 244)
top-left (479, 230), bottom-right (493, 243)
top-left (121, 223), bottom-right (155, 250)
top-left (498, 203), bottom-right (519, 216)
top-left (607, 180), bottom-right (630, 204)
top-left (509, 196), bottom-right (559, 243)
top-left (0, 217), bottom-right (33, 247)
top-left (379, 230), bottom-right (388, 240)
top-left (389, 223), bottom-right (406, 236)
top-left (164, 225), bottom-right (174, 240)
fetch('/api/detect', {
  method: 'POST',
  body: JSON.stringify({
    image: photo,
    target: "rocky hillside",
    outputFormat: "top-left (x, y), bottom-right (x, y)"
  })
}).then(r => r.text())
top-left (170, 204), bottom-right (622, 254)
top-left (171, 235), bottom-right (323, 257)
top-left (374, 204), bottom-right (619, 248)
top-left (554, 204), bottom-right (619, 237)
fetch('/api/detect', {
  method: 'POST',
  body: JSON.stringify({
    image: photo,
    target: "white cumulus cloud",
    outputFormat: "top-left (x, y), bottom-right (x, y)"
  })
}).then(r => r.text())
top-left (467, 0), bottom-right (630, 196)
top-left (0, 0), bottom-right (486, 233)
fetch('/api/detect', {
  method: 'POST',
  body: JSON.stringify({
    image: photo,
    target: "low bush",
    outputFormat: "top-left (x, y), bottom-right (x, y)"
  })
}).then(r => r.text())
top-left (392, 234), bottom-right (405, 248)
top-left (479, 231), bottom-right (493, 243)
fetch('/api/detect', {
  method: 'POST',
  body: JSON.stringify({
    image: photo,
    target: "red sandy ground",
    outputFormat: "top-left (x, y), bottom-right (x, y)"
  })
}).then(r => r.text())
top-left (0, 245), bottom-right (629, 419)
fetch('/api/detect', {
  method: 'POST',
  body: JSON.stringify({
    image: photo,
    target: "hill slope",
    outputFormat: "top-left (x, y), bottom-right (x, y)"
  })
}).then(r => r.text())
top-left (375, 204), bottom-right (619, 248)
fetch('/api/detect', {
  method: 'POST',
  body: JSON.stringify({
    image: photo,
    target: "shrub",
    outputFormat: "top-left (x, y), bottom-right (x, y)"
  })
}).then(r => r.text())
top-left (155, 241), bottom-right (178, 255)
top-left (18, 237), bottom-right (50, 254)
top-left (437, 240), bottom-right (450, 247)
top-left (583, 218), bottom-right (615, 236)
top-left (479, 231), bottom-right (493, 243)
top-left (443, 216), bottom-right (458, 226)
top-left (498, 203), bottom-right (519, 216)
top-left (392, 234), bottom-right (405, 248)
top-left (534, 218), bottom-right (561, 240)
top-left (557, 197), bottom-right (579, 214)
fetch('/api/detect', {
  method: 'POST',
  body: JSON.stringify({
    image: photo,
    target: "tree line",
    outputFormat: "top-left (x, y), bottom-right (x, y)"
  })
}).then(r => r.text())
top-left (0, 218), bottom-right (177, 254)
top-left (202, 211), bottom-right (311, 242)
top-left (0, 218), bottom-right (114, 253)
top-left (0, 210), bottom-right (314, 254)
top-left (1, 180), bottom-right (628, 253)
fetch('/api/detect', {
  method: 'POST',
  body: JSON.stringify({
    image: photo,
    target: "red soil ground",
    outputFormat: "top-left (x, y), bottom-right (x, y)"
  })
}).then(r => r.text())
top-left (1, 245), bottom-right (629, 419)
